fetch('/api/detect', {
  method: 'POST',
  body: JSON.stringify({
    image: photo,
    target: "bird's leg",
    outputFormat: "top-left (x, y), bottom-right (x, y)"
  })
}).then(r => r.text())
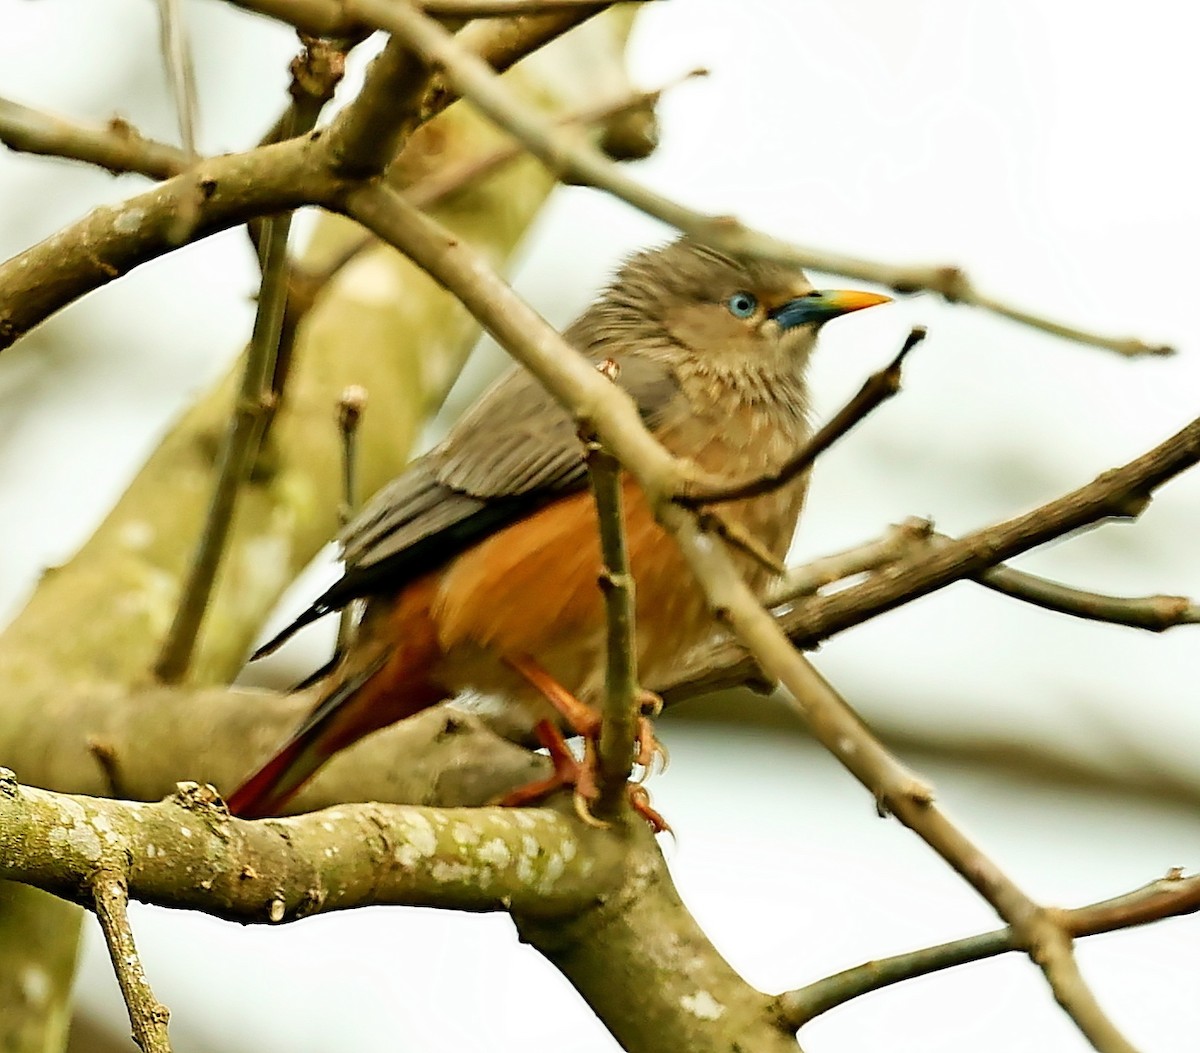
top-left (502, 654), bottom-right (668, 832)
top-left (495, 719), bottom-right (604, 827)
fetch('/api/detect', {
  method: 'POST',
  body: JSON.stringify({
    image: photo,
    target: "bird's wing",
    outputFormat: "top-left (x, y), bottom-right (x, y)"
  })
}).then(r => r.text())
top-left (250, 352), bottom-right (680, 658)
top-left (344, 350), bottom-right (680, 576)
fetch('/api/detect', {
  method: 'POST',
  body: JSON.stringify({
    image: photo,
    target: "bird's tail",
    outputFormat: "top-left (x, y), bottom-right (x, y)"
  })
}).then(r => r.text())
top-left (225, 654), bottom-right (390, 818)
top-left (228, 575), bottom-right (445, 818)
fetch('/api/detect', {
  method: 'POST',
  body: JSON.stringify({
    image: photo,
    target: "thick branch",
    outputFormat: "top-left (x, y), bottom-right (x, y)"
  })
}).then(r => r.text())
top-left (0, 775), bottom-right (606, 920)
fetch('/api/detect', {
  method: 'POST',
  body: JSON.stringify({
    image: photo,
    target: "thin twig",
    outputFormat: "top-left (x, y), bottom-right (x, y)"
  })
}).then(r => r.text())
top-left (975, 555), bottom-right (1200, 630)
top-left (682, 327), bottom-right (925, 505)
top-left (336, 385), bottom-right (368, 654)
top-left (587, 434), bottom-right (639, 812)
top-left (766, 515), bottom-right (1200, 633)
top-left (92, 870), bottom-right (173, 1053)
top-left (763, 517), bottom-right (933, 608)
top-left (375, 3), bottom-right (1170, 357)
top-left (155, 0), bottom-right (199, 161)
top-left (777, 869), bottom-right (1200, 1027)
top-left (154, 210), bottom-right (294, 682)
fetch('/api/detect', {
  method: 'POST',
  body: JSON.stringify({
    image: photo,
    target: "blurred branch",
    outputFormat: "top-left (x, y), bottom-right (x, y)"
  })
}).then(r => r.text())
top-left (155, 0), bottom-right (199, 162)
top-left (0, 98), bottom-right (185, 178)
top-left (217, 0), bottom-right (618, 36)
top-left (91, 870), bottom-right (173, 1053)
top-left (377, 3), bottom-right (1171, 357)
top-left (155, 208), bottom-right (295, 682)
top-left (778, 869), bottom-right (1200, 1027)
top-left (682, 326), bottom-right (925, 506)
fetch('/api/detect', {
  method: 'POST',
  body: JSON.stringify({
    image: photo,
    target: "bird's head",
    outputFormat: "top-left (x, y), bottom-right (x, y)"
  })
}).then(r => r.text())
top-left (584, 236), bottom-right (890, 376)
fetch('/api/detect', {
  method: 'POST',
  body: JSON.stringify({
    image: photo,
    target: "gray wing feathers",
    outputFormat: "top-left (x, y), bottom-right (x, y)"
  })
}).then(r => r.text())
top-left (340, 352), bottom-right (681, 574)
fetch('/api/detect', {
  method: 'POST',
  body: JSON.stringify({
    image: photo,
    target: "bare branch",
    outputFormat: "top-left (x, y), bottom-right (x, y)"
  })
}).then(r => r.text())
top-left (0, 774), bottom-right (606, 920)
top-left (770, 416), bottom-right (1200, 650)
top-left (587, 437), bottom-right (639, 810)
top-left (91, 870), bottom-right (173, 1053)
top-left (682, 326), bottom-right (925, 506)
top-left (0, 98), bottom-right (185, 179)
top-left (155, 0), bottom-right (200, 162)
top-left (975, 555), bottom-right (1200, 631)
top-left (763, 517), bottom-right (933, 608)
top-left (155, 207), bottom-right (295, 682)
top-left (375, 3), bottom-right (1170, 357)
top-left (659, 513), bottom-right (1142, 1051)
top-left (778, 870), bottom-right (1200, 1028)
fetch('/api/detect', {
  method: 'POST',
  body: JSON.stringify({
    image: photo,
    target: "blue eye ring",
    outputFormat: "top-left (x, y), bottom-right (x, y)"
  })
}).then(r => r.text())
top-left (726, 291), bottom-right (758, 319)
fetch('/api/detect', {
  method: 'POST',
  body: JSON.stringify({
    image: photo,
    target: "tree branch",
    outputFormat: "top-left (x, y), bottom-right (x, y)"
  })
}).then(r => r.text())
top-left (0, 98), bottom-right (186, 178)
top-left (659, 516), bottom-right (1142, 1051)
top-left (771, 414), bottom-right (1200, 651)
top-left (0, 774), bottom-right (608, 920)
top-left (91, 869), bottom-right (173, 1053)
top-left (376, 2), bottom-right (1171, 357)
top-left (587, 437), bottom-right (639, 811)
top-left (155, 204), bottom-right (295, 682)
top-left (777, 869), bottom-right (1200, 1028)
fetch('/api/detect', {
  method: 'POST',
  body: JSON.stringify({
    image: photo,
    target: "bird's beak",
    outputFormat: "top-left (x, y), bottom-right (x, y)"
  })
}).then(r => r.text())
top-left (769, 289), bottom-right (892, 331)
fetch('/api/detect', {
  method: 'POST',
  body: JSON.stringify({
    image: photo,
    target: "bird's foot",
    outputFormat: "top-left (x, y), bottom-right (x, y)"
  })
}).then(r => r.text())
top-left (633, 689), bottom-right (669, 782)
top-left (495, 719), bottom-right (606, 827)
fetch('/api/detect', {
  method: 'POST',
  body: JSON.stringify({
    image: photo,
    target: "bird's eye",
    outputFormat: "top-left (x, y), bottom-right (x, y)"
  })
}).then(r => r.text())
top-left (726, 291), bottom-right (758, 319)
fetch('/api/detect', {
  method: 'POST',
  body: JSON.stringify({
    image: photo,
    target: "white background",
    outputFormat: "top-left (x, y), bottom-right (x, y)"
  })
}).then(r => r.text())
top-left (2, 2), bottom-right (1198, 1050)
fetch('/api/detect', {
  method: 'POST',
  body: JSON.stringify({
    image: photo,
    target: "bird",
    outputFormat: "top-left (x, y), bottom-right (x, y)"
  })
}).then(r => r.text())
top-left (225, 236), bottom-right (890, 824)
